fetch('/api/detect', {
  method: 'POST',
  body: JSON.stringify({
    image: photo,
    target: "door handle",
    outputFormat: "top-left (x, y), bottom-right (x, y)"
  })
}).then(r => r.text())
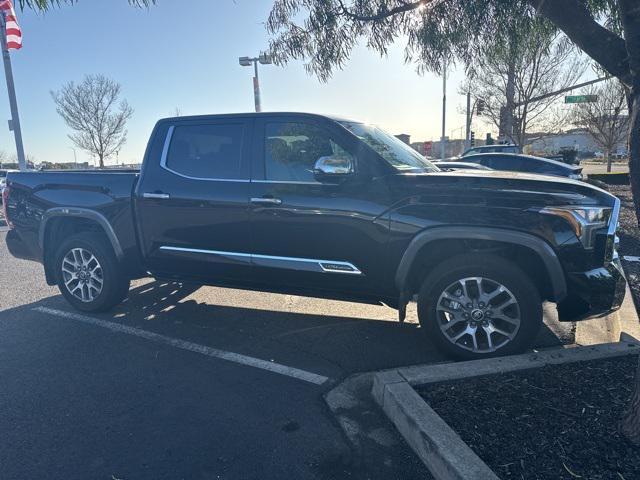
top-left (143, 192), bottom-right (171, 199)
top-left (251, 197), bottom-right (282, 205)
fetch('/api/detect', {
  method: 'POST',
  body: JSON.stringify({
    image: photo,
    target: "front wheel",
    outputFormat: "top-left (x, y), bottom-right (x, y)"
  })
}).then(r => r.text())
top-left (54, 232), bottom-right (130, 312)
top-left (417, 254), bottom-right (543, 360)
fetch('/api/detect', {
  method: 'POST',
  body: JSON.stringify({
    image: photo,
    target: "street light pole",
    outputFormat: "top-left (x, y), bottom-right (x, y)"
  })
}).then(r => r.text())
top-left (239, 53), bottom-right (272, 113)
top-left (69, 146), bottom-right (77, 169)
top-left (253, 59), bottom-right (261, 113)
top-left (440, 62), bottom-right (447, 160)
top-left (465, 90), bottom-right (472, 150)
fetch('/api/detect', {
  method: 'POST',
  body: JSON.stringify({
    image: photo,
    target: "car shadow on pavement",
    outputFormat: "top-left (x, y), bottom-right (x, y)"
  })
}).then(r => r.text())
top-left (6, 279), bottom-right (572, 378)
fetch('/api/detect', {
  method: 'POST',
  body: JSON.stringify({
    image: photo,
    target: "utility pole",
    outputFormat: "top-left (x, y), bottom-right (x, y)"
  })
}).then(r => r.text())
top-left (0, 10), bottom-right (25, 171)
top-left (440, 63), bottom-right (447, 160)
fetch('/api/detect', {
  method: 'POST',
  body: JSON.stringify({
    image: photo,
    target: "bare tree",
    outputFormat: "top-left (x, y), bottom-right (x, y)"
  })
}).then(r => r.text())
top-left (51, 75), bottom-right (133, 168)
top-left (572, 80), bottom-right (629, 172)
top-left (468, 28), bottom-right (586, 146)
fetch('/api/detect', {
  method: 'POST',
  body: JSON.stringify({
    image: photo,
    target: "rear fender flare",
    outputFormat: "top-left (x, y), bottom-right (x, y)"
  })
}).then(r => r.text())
top-left (39, 207), bottom-right (124, 260)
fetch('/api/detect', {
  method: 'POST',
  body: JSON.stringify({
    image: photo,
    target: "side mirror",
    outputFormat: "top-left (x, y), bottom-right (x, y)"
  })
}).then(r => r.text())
top-left (313, 156), bottom-right (354, 180)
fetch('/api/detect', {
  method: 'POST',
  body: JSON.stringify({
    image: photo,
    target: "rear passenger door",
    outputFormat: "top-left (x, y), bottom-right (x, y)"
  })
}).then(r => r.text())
top-left (135, 118), bottom-right (253, 282)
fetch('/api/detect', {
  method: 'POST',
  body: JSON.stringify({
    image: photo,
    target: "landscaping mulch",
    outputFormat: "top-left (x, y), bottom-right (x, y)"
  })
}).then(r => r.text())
top-left (609, 184), bottom-right (640, 314)
top-left (408, 179), bottom-right (640, 479)
top-left (419, 355), bottom-right (640, 479)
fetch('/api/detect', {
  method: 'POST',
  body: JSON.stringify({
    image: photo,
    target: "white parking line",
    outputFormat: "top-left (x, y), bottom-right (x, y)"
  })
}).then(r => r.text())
top-left (34, 306), bottom-right (330, 386)
top-left (624, 256), bottom-right (640, 262)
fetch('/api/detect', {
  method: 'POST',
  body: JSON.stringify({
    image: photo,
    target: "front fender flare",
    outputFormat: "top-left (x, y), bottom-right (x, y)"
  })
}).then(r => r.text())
top-left (395, 226), bottom-right (567, 302)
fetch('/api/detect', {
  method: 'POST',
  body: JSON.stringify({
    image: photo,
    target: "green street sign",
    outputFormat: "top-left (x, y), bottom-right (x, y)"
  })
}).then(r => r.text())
top-left (565, 95), bottom-right (598, 104)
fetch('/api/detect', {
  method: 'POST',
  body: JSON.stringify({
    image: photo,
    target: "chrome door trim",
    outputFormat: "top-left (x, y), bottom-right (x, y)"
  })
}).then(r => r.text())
top-left (159, 246), bottom-right (251, 264)
top-left (160, 125), bottom-right (175, 168)
top-left (143, 193), bottom-right (170, 199)
top-left (158, 125), bottom-right (250, 183)
top-left (250, 197), bottom-right (283, 205)
top-left (159, 246), bottom-right (362, 275)
top-left (251, 179), bottom-right (321, 185)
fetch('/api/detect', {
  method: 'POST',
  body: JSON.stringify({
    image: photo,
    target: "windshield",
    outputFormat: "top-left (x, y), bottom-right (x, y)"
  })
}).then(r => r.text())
top-left (340, 122), bottom-right (440, 173)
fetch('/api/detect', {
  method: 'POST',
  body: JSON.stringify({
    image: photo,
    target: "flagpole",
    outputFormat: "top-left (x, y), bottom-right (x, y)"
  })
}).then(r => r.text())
top-left (0, 9), bottom-right (25, 171)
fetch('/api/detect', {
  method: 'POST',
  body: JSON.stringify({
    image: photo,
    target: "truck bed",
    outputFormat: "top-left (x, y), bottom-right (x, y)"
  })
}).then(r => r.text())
top-left (4, 170), bottom-right (141, 272)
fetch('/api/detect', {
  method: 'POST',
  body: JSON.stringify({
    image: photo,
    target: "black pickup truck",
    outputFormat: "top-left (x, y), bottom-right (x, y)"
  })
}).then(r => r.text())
top-left (3, 112), bottom-right (626, 358)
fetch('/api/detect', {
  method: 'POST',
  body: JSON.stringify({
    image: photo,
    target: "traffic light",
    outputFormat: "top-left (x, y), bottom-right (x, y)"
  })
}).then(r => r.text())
top-left (476, 99), bottom-right (486, 115)
top-left (470, 131), bottom-right (476, 147)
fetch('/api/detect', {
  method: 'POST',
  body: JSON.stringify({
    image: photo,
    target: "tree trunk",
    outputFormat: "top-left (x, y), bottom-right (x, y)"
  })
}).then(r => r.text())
top-left (500, 59), bottom-right (517, 143)
top-left (98, 154), bottom-right (104, 169)
top-left (606, 150), bottom-right (612, 173)
top-left (629, 91), bottom-right (640, 226)
top-left (622, 356), bottom-right (640, 445)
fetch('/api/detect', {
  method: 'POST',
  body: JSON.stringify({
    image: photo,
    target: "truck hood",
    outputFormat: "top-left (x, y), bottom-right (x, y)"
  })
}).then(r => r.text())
top-left (385, 170), bottom-right (616, 209)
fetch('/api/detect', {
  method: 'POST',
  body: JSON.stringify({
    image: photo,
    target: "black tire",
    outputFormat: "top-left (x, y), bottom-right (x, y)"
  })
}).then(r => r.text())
top-left (54, 232), bottom-right (130, 312)
top-left (417, 254), bottom-right (543, 360)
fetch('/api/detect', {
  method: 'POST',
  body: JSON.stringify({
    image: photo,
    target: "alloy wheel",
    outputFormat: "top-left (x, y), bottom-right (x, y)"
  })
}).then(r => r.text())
top-left (435, 276), bottom-right (521, 353)
top-left (61, 247), bottom-right (104, 303)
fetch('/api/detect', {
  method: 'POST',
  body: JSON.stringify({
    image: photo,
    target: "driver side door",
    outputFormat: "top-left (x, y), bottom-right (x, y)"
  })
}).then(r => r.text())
top-left (249, 115), bottom-right (390, 296)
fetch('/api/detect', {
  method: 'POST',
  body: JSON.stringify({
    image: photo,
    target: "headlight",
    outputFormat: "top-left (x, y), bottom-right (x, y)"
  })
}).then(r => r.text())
top-left (568, 173), bottom-right (583, 180)
top-left (539, 205), bottom-right (612, 249)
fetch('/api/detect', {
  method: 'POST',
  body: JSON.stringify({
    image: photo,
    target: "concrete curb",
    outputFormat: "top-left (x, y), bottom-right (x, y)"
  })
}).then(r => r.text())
top-left (377, 378), bottom-right (499, 480)
top-left (372, 341), bottom-right (640, 480)
top-left (575, 284), bottom-right (640, 345)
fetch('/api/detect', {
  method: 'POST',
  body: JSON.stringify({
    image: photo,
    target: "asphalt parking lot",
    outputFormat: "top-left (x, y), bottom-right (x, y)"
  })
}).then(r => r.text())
top-left (0, 227), bottom-right (573, 479)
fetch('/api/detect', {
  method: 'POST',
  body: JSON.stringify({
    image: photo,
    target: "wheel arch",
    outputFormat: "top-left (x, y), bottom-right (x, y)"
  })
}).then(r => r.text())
top-left (40, 208), bottom-right (124, 285)
top-left (395, 227), bottom-right (567, 304)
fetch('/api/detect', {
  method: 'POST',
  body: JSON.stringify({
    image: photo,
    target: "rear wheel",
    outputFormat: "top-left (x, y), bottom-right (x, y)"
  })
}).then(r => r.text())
top-left (54, 233), bottom-right (130, 312)
top-left (417, 254), bottom-right (543, 360)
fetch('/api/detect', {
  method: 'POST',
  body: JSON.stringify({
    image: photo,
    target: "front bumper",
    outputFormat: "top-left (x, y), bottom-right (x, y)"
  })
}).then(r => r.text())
top-left (557, 257), bottom-right (626, 322)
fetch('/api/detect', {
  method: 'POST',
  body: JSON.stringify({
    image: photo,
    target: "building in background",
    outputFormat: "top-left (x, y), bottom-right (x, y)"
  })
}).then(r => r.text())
top-left (527, 128), bottom-right (627, 158)
top-left (411, 138), bottom-right (485, 158)
top-left (395, 133), bottom-right (411, 145)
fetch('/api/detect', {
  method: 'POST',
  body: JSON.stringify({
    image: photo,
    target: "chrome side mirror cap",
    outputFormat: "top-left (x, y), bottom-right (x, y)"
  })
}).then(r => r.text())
top-left (313, 156), bottom-right (354, 177)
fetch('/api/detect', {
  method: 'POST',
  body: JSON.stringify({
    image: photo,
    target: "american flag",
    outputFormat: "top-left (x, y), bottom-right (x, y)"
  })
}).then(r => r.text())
top-left (0, 0), bottom-right (21, 50)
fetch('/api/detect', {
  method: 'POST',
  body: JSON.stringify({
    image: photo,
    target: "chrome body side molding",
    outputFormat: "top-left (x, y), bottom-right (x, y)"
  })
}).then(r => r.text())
top-left (159, 246), bottom-right (362, 275)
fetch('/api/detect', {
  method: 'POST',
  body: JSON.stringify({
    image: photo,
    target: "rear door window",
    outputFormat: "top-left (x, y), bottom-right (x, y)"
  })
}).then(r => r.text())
top-left (165, 123), bottom-right (247, 180)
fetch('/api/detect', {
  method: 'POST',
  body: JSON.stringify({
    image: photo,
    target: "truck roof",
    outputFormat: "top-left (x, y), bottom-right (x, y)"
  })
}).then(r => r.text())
top-left (157, 112), bottom-right (362, 124)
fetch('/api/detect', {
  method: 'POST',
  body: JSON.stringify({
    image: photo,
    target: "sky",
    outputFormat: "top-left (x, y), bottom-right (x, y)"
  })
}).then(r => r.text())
top-left (1, 0), bottom-right (478, 166)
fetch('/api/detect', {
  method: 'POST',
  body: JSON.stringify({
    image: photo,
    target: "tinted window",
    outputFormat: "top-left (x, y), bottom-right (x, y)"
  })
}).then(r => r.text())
top-left (166, 123), bottom-right (245, 179)
top-left (527, 160), bottom-right (569, 176)
top-left (464, 156), bottom-right (492, 167)
top-left (265, 122), bottom-right (354, 182)
top-left (484, 156), bottom-right (523, 171)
